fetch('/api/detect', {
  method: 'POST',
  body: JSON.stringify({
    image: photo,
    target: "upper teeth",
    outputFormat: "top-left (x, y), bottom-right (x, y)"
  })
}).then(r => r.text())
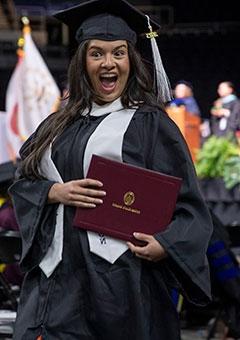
top-left (100, 74), bottom-right (116, 78)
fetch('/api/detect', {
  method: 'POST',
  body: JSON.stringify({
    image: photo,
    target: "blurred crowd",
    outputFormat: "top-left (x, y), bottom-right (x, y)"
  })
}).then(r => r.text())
top-left (167, 79), bottom-right (240, 142)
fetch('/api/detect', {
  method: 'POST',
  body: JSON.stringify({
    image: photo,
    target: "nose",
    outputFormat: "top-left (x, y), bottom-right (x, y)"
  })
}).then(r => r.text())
top-left (101, 54), bottom-right (115, 69)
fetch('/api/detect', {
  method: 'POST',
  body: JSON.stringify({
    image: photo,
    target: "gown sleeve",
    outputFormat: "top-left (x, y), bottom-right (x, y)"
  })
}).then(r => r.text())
top-left (141, 108), bottom-right (213, 304)
top-left (8, 122), bottom-right (58, 273)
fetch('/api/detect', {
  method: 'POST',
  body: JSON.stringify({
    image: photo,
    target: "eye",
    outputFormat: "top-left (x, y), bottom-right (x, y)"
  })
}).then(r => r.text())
top-left (90, 51), bottom-right (102, 58)
top-left (114, 49), bottom-right (127, 58)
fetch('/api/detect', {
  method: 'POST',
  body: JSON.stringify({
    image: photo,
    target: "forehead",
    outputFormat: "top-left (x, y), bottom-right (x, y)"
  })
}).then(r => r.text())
top-left (175, 84), bottom-right (188, 90)
top-left (219, 82), bottom-right (229, 89)
top-left (87, 39), bottom-right (128, 49)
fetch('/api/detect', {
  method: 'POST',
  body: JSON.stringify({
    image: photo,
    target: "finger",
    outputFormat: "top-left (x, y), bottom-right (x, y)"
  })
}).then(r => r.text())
top-left (71, 194), bottom-right (103, 205)
top-left (79, 178), bottom-right (104, 188)
top-left (127, 242), bottom-right (135, 253)
top-left (127, 242), bottom-right (151, 260)
top-left (70, 184), bottom-right (106, 197)
top-left (127, 243), bottom-right (150, 256)
top-left (127, 242), bottom-right (147, 254)
top-left (133, 232), bottom-right (153, 242)
top-left (81, 188), bottom-right (106, 197)
top-left (71, 201), bottom-right (97, 208)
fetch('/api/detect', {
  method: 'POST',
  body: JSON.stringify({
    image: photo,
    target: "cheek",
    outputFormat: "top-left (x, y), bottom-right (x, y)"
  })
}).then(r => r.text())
top-left (86, 64), bottom-right (98, 86)
top-left (120, 60), bottom-right (130, 81)
top-left (86, 58), bottom-right (91, 74)
top-left (86, 58), bottom-right (97, 74)
top-left (125, 59), bottom-right (130, 76)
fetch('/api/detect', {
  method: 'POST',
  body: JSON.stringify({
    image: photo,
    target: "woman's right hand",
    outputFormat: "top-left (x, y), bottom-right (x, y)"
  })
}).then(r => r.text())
top-left (47, 179), bottom-right (106, 208)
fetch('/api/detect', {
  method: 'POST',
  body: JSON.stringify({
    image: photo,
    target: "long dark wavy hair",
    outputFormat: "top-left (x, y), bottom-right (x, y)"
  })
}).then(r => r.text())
top-left (21, 40), bottom-right (164, 179)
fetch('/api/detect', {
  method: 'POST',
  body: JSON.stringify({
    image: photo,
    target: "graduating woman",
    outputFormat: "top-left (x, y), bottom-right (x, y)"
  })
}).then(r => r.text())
top-left (9, 0), bottom-right (213, 339)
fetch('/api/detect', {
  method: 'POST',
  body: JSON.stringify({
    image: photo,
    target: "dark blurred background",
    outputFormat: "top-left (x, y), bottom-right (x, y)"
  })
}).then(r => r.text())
top-left (0, 0), bottom-right (240, 118)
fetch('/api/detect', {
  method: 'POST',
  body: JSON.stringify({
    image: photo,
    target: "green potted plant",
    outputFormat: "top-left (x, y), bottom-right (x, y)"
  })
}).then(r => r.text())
top-left (195, 134), bottom-right (240, 189)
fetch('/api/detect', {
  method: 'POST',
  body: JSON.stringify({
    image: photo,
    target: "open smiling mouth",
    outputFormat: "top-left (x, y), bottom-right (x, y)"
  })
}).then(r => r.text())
top-left (99, 74), bottom-right (118, 92)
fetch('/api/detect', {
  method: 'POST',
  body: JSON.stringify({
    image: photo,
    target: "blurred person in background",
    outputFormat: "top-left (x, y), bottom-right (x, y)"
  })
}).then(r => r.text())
top-left (168, 80), bottom-right (201, 116)
top-left (167, 80), bottom-right (211, 143)
top-left (210, 81), bottom-right (240, 137)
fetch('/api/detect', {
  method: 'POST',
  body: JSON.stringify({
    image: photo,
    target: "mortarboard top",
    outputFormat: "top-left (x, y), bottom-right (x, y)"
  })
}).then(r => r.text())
top-left (53, 0), bottom-right (160, 45)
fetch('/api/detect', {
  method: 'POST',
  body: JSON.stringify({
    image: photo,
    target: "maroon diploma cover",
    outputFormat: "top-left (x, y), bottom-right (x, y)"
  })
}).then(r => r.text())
top-left (73, 155), bottom-right (182, 244)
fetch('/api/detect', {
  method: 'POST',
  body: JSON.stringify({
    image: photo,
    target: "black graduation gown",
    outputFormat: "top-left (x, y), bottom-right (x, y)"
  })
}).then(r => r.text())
top-left (9, 106), bottom-right (213, 340)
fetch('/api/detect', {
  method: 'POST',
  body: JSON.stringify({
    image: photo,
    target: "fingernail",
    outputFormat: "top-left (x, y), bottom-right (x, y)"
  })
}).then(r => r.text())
top-left (133, 232), bottom-right (139, 237)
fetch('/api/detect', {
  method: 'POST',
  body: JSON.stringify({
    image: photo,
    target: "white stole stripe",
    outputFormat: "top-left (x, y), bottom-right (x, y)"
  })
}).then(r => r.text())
top-left (83, 109), bottom-right (135, 177)
top-left (39, 145), bottom-right (64, 277)
top-left (84, 107), bottom-right (136, 263)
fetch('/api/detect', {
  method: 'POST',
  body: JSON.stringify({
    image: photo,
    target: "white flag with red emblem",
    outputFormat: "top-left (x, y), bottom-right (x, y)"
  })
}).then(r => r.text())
top-left (5, 22), bottom-right (60, 160)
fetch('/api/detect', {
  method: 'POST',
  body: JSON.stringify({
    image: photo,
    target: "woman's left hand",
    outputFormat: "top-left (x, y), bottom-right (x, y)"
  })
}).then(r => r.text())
top-left (127, 232), bottom-right (168, 262)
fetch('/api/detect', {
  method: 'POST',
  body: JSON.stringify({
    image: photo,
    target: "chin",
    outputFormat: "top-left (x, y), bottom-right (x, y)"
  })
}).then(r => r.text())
top-left (96, 94), bottom-right (120, 105)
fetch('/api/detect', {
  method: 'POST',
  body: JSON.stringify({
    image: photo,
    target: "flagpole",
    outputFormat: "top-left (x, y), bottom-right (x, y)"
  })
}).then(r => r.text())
top-left (17, 36), bottom-right (24, 58)
top-left (21, 16), bottom-right (30, 32)
top-left (6, 16), bottom-right (30, 161)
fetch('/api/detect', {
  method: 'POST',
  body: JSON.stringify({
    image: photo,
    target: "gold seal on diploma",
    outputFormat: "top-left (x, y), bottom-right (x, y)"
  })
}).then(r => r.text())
top-left (124, 191), bottom-right (135, 206)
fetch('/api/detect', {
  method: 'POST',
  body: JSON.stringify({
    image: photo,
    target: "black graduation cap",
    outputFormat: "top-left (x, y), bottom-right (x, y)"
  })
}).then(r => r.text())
top-left (53, 0), bottom-right (160, 45)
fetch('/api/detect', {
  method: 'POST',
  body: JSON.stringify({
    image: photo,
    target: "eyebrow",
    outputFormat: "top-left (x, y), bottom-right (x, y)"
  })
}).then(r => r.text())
top-left (88, 44), bottom-right (128, 52)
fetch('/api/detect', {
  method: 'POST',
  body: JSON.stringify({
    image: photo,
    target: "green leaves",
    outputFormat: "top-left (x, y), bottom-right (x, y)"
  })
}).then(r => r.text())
top-left (195, 134), bottom-right (240, 189)
top-left (223, 156), bottom-right (240, 189)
